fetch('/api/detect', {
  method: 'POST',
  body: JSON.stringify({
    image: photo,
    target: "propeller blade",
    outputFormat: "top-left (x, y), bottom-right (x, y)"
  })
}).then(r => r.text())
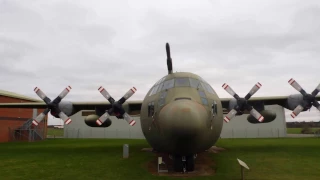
top-left (98, 86), bottom-right (115, 104)
top-left (223, 109), bottom-right (237, 123)
top-left (34, 87), bottom-right (51, 104)
top-left (58, 111), bottom-right (72, 124)
top-left (58, 86), bottom-right (72, 99)
top-left (118, 87), bottom-right (137, 104)
top-left (313, 100), bottom-right (320, 111)
top-left (249, 108), bottom-right (264, 122)
top-left (311, 83), bottom-right (320, 96)
top-left (96, 111), bottom-right (111, 125)
top-left (123, 112), bottom-right (136, 126)
top-left (290, 104), bottom-right (304, 118)
top-left (288, 78), bottom-right (307, 96)
top-left (222, 83), bottom-right (240, 100)
top-left (244, 82), bottom-right (262, 100)
top-left (32, 108), bottom-right (50, 126)
top-left (52, 86), bottom-right (72, 104)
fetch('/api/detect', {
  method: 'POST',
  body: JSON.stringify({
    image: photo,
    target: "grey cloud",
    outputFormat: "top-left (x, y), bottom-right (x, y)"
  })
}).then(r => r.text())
top-left (1, 0), bottom-right (320, 123)
top-left (0, 0), bottom-right (45, 34)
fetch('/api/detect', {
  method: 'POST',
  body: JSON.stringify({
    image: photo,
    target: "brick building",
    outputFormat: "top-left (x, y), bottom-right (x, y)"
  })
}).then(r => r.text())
top-left (0, 89), bottom-right (47, 142)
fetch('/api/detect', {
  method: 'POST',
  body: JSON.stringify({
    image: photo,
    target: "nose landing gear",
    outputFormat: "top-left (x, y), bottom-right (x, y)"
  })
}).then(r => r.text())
top-left (173, 154), bottom-right (196, 173)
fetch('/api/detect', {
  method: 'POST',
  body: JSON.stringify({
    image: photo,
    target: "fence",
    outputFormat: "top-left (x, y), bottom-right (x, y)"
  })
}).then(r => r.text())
top-left (0, 119), bottom-right (46, 142)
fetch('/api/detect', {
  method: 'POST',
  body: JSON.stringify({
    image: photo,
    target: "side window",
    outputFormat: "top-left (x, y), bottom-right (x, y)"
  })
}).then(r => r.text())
top-left (198, 90), bottom-right (206, 98)
top-left (162, 79), bottom-right (174, 91)
top-left (201, 98), bottom-right (208, 105)
top-left (175, 77), bottom-right (190, 87)
top-left (198, 90), bottom-right (208, 105)
top-left (158, 91), bottom-right (168, 107)
top-left (211, 100), bottom-right (217, 116)
top-left (148, 101), bottom-right (155, 117)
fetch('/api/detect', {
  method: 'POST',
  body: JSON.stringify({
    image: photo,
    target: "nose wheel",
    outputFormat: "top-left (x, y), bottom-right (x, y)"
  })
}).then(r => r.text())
top-left (173, 154), bottom-right (195, 173)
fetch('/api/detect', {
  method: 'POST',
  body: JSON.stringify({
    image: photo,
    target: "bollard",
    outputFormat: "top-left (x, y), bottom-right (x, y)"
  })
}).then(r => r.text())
top-left (123, 144), bottom-right (129, 158)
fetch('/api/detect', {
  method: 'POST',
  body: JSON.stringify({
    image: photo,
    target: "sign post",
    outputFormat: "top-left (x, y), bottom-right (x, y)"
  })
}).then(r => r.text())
top-left (237, 158), bottom-right (249, 180)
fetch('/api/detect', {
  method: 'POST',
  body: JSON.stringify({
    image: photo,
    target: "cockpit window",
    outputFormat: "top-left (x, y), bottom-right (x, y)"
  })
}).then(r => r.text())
top-left (148, 84), bottom-right (159, 96)
top-left (204, 83), bottom-right (215, 94)
top-left (162, 79), bottom-right (174, 90)
top-left (189, 78), bottom-right (200, 88)
top-left (154, 76), bottom-right (166, 86)
top-left (157, 82), bottom-right (164, 93)
top-left (175, 77), bottom-right (190, 87)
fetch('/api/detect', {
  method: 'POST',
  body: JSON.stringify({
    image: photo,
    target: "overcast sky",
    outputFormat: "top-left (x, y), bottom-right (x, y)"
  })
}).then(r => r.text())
top-left (1, 0), bottom-right (320, 125)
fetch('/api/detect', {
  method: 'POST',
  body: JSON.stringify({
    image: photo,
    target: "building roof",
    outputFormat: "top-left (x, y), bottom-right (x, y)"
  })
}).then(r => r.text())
top-left (0, 89), bottom-right (41, 102)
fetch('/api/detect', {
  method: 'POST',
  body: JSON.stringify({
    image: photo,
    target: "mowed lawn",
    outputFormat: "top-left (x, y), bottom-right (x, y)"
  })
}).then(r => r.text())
top-left (47, 128), bottom-right (64, 136)
top-left (1, 138), bottom-right (320, 180)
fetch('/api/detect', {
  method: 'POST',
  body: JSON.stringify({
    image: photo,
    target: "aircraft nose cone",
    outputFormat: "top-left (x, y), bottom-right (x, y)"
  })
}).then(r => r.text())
top-left (158, 99), bottom-right (208, 138)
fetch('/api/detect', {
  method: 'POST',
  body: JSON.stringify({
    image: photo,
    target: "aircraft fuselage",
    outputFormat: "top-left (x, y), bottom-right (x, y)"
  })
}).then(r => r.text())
top-left (140, 72), bottom-right (224, 156)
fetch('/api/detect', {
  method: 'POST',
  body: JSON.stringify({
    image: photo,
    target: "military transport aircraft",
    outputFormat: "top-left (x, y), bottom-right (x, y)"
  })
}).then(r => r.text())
top-left (0, 43), bottom-right (320, 173)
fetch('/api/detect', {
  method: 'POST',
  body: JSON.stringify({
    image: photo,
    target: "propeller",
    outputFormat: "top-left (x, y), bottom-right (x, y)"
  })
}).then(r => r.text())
top-left (96, 86), bottom-right (137, 126)
top-left (32, 86), bottom-right (72, 126)
top-left (288, 78), bottom-right (320, 118)
top-left (222, 82), bottom-right (264, 123)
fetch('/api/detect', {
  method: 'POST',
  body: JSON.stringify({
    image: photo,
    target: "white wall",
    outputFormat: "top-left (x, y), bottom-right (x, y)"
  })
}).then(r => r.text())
top-left (64, 105), bottom-right (286, 139)
top-left (220, 105), bottom-right (286, 138)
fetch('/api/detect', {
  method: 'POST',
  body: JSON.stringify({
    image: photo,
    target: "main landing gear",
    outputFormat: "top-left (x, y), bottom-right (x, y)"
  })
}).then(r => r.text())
top-left (171, 154), bottom-right (196, 173)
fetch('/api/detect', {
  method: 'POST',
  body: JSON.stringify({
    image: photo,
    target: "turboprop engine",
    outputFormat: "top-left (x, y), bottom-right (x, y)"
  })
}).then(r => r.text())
top-left (228, 98), bottom-right (277, 123)
top-left (222, 82), bottom-right (265, 123)
top-left (51, 101), bottom-right (74, 118)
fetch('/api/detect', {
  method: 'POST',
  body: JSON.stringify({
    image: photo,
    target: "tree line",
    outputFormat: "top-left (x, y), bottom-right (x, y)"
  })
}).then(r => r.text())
top-left (287, 121), bottom-right (320, 128)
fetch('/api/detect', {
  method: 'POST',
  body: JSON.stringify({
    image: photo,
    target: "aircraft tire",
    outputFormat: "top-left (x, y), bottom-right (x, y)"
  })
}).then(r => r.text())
top-left (186, 155), bottom-right (195, 171)
top-left (173, 155), bottom-right (183, 172)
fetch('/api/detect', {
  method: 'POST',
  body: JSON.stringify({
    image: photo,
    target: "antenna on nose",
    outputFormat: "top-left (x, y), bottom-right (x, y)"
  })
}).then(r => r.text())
top-left (166, 42), bottom-right (173, 74)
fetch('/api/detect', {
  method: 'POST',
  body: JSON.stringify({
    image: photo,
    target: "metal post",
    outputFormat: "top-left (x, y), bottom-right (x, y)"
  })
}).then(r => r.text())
top-left (237, 158), bottom-right (249, 180)
top-left (123, 144), bottom-right (129, 158)
top-left (241, 166), bottom-right (244, 180)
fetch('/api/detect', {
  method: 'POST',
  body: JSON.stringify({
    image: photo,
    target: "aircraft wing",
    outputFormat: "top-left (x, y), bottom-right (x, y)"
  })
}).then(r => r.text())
top-left (220, 95), bottom-right (320, 110)
top-left (0, 100), bottom-right (143, 115)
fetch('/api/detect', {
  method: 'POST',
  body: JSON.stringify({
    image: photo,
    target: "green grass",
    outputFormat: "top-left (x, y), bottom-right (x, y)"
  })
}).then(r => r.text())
top-left (47, 128), bottom-right (64, 136)
top-left (287, 127), bottom-right (320, 134)
top-left (1, 138), bottom-right (320, 180)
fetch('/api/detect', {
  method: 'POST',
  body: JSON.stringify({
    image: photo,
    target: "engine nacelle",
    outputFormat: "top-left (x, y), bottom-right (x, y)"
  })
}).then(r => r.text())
top-left (84, 114), bottom-right (112, 127)
top-left (286, 94), bottom-right (307, 111)
top-left (247, 110), bottom-right (276, 124)
top-left (50, 101), bottom-right (74, 118)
